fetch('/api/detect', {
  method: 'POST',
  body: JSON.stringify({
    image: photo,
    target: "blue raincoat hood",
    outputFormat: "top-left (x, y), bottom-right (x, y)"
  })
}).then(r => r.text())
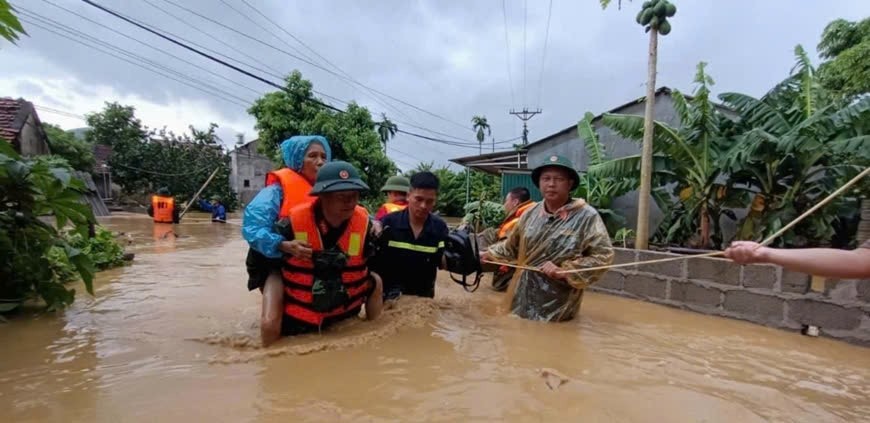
top-left (280, 135), bottom-right (332, 172)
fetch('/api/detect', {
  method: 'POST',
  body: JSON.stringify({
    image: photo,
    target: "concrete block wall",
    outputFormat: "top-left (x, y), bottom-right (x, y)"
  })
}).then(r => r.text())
top-left (589, 247), bottom-right (870, 346)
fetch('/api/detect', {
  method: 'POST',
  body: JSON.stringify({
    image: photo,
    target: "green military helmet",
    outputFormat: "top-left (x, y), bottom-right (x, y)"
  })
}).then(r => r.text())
top-left (310, 160), bottom-right (370, 195)
top-left (380, 175), bottom-right (410, 193)
top-left (156, 187), bottom-right (171, 196)
top-left (210, 195), bottom-right (222, 202)
top-left (531, 154), bottom-right (580, 190)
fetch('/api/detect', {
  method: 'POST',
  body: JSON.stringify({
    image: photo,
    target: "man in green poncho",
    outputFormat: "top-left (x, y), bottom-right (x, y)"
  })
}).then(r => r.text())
top-left (481, 155), bottom-right (614, 322)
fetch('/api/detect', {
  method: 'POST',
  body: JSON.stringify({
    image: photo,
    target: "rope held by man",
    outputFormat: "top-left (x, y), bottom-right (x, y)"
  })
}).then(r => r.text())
top-left (484, 166), bottom-right (870, 275)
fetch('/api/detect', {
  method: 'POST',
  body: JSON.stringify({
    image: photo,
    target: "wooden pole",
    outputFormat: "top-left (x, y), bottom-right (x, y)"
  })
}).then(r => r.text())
top-left (635, 28), bottom-right (658, 250)
top-left (179, 167), bottom-right (221, 218)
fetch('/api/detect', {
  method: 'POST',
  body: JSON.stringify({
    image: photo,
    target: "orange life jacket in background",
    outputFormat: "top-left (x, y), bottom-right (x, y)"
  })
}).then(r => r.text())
top-left (281, 202), bottom-right (372, 327)
top-left (265, 168), bottom-right (317, 217)
top-left (497, 201), bottom-right (536, 239)
top-left (382, 202), bottom-right (407, 214)
top-left (152, 195), bottom-right (175, 223)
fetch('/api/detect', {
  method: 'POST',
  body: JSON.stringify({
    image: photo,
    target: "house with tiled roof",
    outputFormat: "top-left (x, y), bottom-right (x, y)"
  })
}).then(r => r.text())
top-left (1, 97), bottom-right (110, 216)
top-left (0, 97), bottom-right (51, 156)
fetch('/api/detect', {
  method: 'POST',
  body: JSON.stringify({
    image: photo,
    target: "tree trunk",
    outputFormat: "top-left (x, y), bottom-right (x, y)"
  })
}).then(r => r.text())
top-left (699, 203), bottom-right (710, 249)
top-left (635, 29), bottom-right (658, 250)
top-left (858, 198), bottom-right (870, 246)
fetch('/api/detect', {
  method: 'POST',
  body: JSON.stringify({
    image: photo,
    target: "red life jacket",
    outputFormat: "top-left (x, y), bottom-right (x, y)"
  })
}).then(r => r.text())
top-left (281, 202), bottom-right (372, 327)
top-left (151, 195), bottom-right (175, 223)
top-left (265, 168), bottom-right (317, 218)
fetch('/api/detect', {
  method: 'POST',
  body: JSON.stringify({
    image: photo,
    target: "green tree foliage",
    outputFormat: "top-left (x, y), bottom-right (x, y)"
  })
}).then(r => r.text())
top-left (0, 0), bottom-right (26, 45)
top-left (719, 46), bottom-right (870, 247)
top-left (575, 112), bottom-right (636, 234)
top-left (589, 62), bottom-right (745, 249)
top-left (43, 123), bottom-right (95, 172)
top-left (376, 113), bottom-right (397, 150)
top-left (817, 17), bottom-right (870, 101)
top-left (248, 70), bottom-right (397, 202)
top-left (472, 115), bottom-right (491, 154)
top-left (85, 102), bottom-right (238, 211)
top-left (404, 162), bottom-right (500, 218)
top-left (0, 142), bottom-right (97, 312)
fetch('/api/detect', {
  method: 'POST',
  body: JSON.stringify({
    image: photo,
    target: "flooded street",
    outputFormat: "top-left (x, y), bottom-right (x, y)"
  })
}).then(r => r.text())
top-left (2, 214), bottom-right (869, 422)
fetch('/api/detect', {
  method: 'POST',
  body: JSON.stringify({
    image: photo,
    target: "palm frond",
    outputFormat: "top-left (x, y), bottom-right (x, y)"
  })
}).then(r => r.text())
top-left (719, 93), bottom-right (792, 135)
top-left (600, 114), bottom-right (681, 154)
top-left (671, 90), bottom-right (691, 124)
top-left (831, 135), bottom-right (870, 160)
top-left (578, 112), bottom-right (606, 166)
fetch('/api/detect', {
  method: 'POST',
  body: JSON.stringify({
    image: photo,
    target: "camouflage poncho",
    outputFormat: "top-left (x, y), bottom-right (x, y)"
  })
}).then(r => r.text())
top-left (486, 199), bottom-right (614, 322)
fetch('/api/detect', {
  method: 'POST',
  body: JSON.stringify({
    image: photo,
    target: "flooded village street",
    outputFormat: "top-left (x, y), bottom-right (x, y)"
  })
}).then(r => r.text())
top-left (1, 214), bottom-right (869, 422)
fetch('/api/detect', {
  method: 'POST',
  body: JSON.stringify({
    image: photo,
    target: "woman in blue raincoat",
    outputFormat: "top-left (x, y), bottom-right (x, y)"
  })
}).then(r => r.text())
top-left (241, 135), bottom-right (332, 345)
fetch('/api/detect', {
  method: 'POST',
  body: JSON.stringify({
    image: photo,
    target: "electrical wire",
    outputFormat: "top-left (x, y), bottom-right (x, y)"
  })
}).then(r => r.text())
top-left (536, 0), bottom-right (553, 109)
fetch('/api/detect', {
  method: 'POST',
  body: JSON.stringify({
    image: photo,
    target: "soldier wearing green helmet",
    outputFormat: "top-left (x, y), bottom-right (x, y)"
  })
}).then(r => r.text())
top-left (375, 175), bottom-right (410, 220)
top-left (481, 154), bottom-right (614, 322)
top-left (260, 161), bottom-right (384, 342)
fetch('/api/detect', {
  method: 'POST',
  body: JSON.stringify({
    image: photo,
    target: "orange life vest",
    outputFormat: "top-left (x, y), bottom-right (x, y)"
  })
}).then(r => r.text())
top-left (382, 202), bottom-right (407, 214)
top-left (281, 202), bottom-right (372, 327)
top-left (151, 195), bottom-right (175, 223)
top-left (265, 168), bottom-right (317, 218)
top-left (497, 201), bottom-right (536, 239)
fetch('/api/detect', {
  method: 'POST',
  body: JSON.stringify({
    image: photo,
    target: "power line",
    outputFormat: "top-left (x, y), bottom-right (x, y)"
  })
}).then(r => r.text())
top-left (501, 0), bottom-right (516, 109)
top-left (156, 0), bottom-right (476, 135)
top-left (18, 14), bottom-right (252, 110)
top-left (215, 0), bottom-right (318, 65)
top-left (80, 0), bottom-right (490, 151)
top-left (35, 105), bottom-right (86, 121)
top-left (37, 0), bottom-right (265, 98)
top-left (151, 0), bottom-right (475, 145)
top-left (234, 0), bottom-right (437, 137)
top-left (536, 0), bottom-right (553, 109)
top-left (140, 0), bottom-right (288, 82)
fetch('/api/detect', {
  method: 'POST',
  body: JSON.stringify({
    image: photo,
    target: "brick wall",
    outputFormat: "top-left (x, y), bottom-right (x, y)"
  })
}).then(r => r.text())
top-left (589, 247), bottom-right (870, 346)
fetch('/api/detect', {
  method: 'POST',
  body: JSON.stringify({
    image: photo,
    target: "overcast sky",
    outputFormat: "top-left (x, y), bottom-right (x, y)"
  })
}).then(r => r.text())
top-left (2, 0), bottom-right (868, 171)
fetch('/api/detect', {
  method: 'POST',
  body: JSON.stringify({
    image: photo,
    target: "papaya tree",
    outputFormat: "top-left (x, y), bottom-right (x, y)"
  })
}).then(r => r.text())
top-left (720, 45), bottom-right (870, 247)
top-left (588, 62), bottom-right (744, 249)
top-left (602, 0), bottom-right (676, 249)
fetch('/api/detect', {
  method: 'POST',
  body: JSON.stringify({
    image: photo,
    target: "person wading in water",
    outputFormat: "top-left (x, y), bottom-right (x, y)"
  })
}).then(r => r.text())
top-left (480, 156), bottom-right (614, 322)
top-left (273, 161), bottom-right (383, 337)
top-left (241, 136), bottom-right (332, 345)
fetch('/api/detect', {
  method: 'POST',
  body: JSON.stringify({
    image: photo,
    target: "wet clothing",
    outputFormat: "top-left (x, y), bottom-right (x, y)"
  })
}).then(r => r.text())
top-left (281, 202), bottom-right (373, 332)
top-left (375, 200), bottom-right (408, 220)
top-left (371, 209), bottom-right (449, 299)
top-left (148, 195), bottom-right (179, 224)
top-left (242, 136), bottom-right (331, 289)
top-left (273, 201), bottom-right (378, 335)
top-left (488, 201), bottom-right (537, 291)
top-left (486, 199), bottom-right (614, 322)
top-left (198, 199), bottom-right (227, 222)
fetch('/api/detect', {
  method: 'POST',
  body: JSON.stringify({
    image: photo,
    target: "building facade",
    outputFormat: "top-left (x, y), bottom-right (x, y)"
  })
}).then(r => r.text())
top-left (229, 139), bottom-right (275, 206)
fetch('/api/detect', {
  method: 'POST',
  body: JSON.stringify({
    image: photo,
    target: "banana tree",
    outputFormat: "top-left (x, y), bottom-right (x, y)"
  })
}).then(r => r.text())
top-left (575, 112), bottom-right (637, 234)
top-left (588, 62), bottom-right (745, 249)
top-left (720, 45), bottom-right (870, 247)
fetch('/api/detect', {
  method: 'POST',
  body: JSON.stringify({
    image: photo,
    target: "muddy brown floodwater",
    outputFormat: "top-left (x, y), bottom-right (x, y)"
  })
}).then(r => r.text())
top-left (2, 213), bottom-right (869, 422)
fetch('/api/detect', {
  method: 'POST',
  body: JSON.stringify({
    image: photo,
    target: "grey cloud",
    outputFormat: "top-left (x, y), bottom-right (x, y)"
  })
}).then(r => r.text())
top-left (3, 0), bottom-right (869, 166)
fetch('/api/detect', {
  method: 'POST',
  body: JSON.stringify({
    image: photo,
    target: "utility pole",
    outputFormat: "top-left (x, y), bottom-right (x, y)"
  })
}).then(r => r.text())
top-left (509, 107), bottom-right (542, 145)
